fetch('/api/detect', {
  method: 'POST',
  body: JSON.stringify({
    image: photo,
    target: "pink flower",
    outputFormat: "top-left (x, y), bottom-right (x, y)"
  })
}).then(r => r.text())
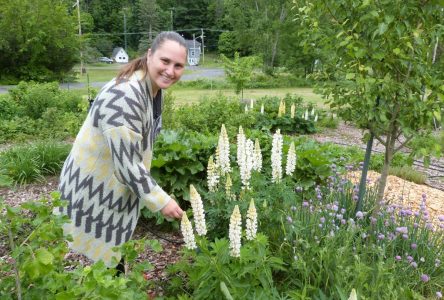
top-left (420, 274), bottom-right (430, 282)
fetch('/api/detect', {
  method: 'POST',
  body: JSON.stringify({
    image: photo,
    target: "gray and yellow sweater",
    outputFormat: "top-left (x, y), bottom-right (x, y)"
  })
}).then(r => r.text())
top-left (55, 71), bottom-right (171, 266)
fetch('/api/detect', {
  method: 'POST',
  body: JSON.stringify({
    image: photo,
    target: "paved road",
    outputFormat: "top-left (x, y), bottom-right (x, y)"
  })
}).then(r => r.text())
top-left (0, 67), bottom-right (225, 94)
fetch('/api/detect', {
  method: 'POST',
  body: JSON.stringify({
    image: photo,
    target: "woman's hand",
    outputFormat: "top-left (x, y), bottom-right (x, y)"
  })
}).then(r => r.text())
top-left (160, 198), bottom-right (183, 219)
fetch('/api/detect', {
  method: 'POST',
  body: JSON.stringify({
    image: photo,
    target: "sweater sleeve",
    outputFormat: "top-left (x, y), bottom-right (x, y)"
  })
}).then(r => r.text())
top-left (97, 79), bottom-right (170, 212)
top-left (102, 126), bottom-right (171, 212)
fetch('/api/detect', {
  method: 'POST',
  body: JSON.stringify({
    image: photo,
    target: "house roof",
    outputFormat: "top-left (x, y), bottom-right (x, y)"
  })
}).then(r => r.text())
top-left (112, 47), bottom-right (127, 58)
top-left (185, 40), bottom-right (201, 49)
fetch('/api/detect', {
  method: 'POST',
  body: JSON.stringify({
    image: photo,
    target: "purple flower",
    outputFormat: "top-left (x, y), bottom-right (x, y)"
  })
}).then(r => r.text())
top-left (377, 233), bottom-right (385, 240)
top-left (420, 274), bottom-right (430, 283)
top-left (411, 243), bottom-right (417, 250)
top-left (302, 201), bottom-right (309, 207)
top-left (407, 256), bottom-right (414, 263)
top-left (286, 216), bottom-right (293, 223)
top-left (341, 219), bottom-right (346, 225)
top-left (402, 234), bottom-right (409, 240)
top-left (395, 255), bottom-right (402, 261)
top-left (395, 227), bottom-right (408, 234)
top-left (320, 217), bottom-right (325, 224)
top-left (356, 211), bottom-right (364, 219)
top-left (438, 215), bottom-right (444, 222)
top-left (410, 261), bottom-right (418, 268)
top-left (436, 291), bottom-right (442, 298)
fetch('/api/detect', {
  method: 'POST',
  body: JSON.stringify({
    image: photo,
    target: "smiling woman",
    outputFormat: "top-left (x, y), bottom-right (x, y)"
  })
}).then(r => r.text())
top-left (55, 32), bottom-right (187, 272)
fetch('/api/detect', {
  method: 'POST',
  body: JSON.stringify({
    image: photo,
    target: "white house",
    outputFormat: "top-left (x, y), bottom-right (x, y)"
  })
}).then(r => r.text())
top-left (185, 39), bottom-right (201, 66)
top-left (112, 47), bottom-right (129, 63)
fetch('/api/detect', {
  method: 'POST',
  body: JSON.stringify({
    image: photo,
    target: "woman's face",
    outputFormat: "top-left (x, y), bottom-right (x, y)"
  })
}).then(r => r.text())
top-left (147, 40), bottom-right (187, 95)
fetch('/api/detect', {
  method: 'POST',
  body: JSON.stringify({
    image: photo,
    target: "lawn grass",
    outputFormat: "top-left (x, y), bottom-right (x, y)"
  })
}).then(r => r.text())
top-left (170, 87), bottom-right (326, 108)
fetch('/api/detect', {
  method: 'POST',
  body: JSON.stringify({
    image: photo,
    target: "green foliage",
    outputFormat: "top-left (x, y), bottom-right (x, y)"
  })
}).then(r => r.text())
top-left (167, 234), bottom-right (284, 299)
top-left (0, 141), bottom-right (71, 186)
top-left (0, 194), bottom-right (160, 299)
top-left (149, 129), bottom-right (217, 206)
top-left (0, 0), bottom-right (79, 83)
top-left (217, 31), bottom-right (239, 57)
top-left (0, 82), bottom-right (87, 143)
top-left (168, 93), bottom-right (257, 135)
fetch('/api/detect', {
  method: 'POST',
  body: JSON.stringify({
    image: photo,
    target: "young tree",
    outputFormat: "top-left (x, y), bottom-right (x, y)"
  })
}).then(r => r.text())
top-left (220, 52), bottom-right (260, 100)
top-left (295, 0), bottom-right (444, 206)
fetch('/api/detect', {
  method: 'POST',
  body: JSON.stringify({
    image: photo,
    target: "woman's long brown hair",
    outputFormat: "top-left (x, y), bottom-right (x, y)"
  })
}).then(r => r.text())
top-left (116, 31), bottom-right (187, 81)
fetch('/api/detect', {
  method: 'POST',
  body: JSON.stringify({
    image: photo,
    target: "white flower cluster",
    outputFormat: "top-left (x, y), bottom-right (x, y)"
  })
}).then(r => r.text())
top-left (180, 214), bottom-right (197, 250)
top-left (246, 199), bottom-right (257, 240)
top-left (271, 129), bottom-right (283, 183)
top-left (290, 104), bottom-right (296, 119)
top-left (252, 138), bottom-right (262, 172)
top-left (190, 184), bottom-right (207, 236)
top-left (250, 99), bottom-right (254, 110)
top-left (236, 126), bottom-right (254, 189)
top-left (260, 104), bottom-right (264, 114)
top-left (207, 155), bottom-right (219, 192)
top-left (285, 142), bottom-right (297, 176)
top-left (229, 205), bottom-right (242, 257)
top-left (216, 124), bottom-right (231, 175)
top-left (304, 109), bottom-right (309, 120)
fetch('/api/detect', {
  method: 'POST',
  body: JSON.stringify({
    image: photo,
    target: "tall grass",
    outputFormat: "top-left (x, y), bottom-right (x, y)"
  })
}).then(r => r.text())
top-left (0, 141), bottom-right (71, 186)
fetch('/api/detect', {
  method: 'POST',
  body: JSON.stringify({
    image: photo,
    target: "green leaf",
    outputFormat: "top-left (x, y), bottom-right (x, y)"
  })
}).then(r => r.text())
top-left (346, 73), bottom-right (355, 80)
top-left (220, 281), bottom-right (234, 300)
top-left (36, 247), bottom-right (54, 265)
top-left (392, 48), bottom-right (401, 55)
top-left (378, 23), bottom-right (388, 35)
top-left (433, 110), bottom-right (441, 122)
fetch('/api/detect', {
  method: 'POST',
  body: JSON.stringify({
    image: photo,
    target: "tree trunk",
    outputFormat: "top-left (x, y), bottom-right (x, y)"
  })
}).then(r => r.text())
top-left (375, 125), bottom-right (398, 213)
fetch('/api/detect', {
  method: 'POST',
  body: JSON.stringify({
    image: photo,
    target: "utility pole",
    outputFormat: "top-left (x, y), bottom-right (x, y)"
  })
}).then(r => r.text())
top-left (123, 10), bottom-right (127, 52)
top-left (75, 0), bottom-right (84, 74)
top-left (200, 28), bottom-right (205, 65)
top-left (169, 8), bottom-right (174, 30)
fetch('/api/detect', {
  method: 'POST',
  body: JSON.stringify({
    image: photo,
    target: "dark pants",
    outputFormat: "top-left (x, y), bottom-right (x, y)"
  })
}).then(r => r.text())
top-left (115, 257), bottom-right (125, 276)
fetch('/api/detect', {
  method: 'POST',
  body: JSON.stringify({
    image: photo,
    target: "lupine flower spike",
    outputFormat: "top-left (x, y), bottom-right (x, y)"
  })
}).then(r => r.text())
top-left (285, 142), bottom-right (297, 176)
top-left (291, 104), bottom-right (296, 119)
top-left (314, 114), bottom-right (318, 122)
top-left (207, 155), bottom-right (219, 192)
top-left (239, 139), bottom-right (254, 189)
top-left (189, 185), bottom-right (207, 236)
top-left (304, 109), bottom-right (309, 120)
top-left (311, 107), bottom-right (315, 116)
top-left (246, 199), bottom-right (258, 240)
top-left (250, 99), bottom-right (254, 109)
top-left (260, 104), bottom-right (264, 114)
top-left (225, 173), bottom-right (235, 201)
top-left (216, 124), bottom-right (231, 175)
top-left (180, 214), bottom-right (197, 250)
top-left (229, 205), bottom-right (242, 257)
top-left (271, 129), bottom-right (283, 183)
top-left (245, 104), bottom-right (248, 112)
top-left (252, 138), bottom-right (262, 172)
top-left (237, 126), bottom-right (246, 167)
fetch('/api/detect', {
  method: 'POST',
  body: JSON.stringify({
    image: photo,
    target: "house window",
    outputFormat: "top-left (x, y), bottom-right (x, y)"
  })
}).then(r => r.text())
top-left (190, 50), bottom-right (195, 57)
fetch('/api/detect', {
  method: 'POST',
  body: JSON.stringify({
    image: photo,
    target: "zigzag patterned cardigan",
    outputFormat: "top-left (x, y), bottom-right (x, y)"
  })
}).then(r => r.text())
top-left (55, 71), bottom-right (171, 266)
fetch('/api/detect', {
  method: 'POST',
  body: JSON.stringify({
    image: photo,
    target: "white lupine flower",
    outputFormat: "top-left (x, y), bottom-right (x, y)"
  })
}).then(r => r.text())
top-left (216, 124), bottom-right (231, 175)
top-left (207, 155), bottom-right (219, 192)
top-left (285, 142), bottom-right (297, 176)
top-left (245, 104), bottom-right (248, 112)
top-left (304, 109), bottom-right (309, 120)
top-left (271, 129), bottom-right (283, 183)
top-left (252, 138), bottom-right (262, 172)
top-left (278, 100), bottom-right (286, 117)
top-left (260, 104), bottom-right (264, 114)
top-left (311, 108), bottom-right (315, 116)
top-left (181, 214), bottom-right (197, 250)
top-left (239, 139), bottom-right (254, 189)
top-left (225, 173), bottom-right (235, 201)
top-left (290, 104), bottom-right (296, 119)
top-left (229, 205), bottom-right (242, 257)
top-left (246, 199), bottom-right (257, 240)
top-left (314, 114), bottom-right (318, 122)
top-left (237, 126), bottom-right (246, 168)
top-left (250, 99), bottom-right (254, 109)
top-left (190, 185), bottom-right (207, 236)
